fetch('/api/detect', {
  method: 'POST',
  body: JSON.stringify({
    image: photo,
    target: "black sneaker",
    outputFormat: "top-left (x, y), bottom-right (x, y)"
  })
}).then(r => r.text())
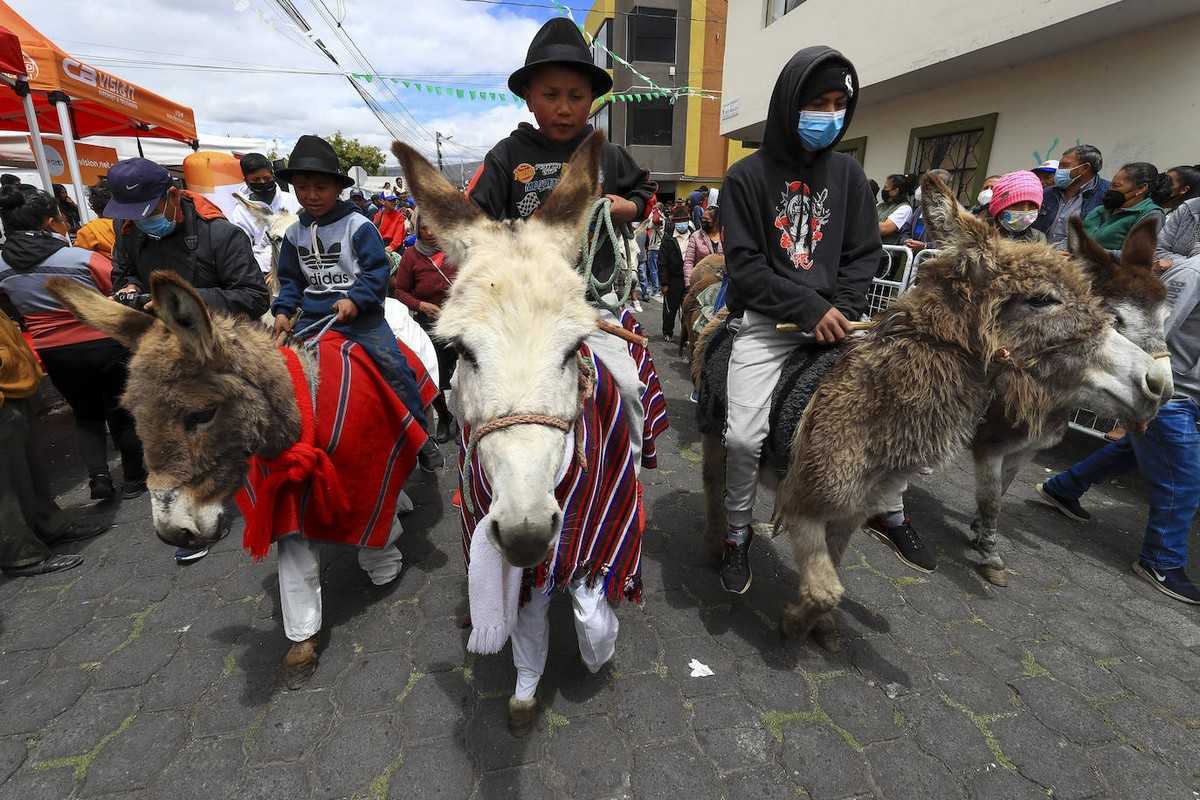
top-left (122, 479), bottom-right (148, 500)
top-left (866, 517), bottom-right (937, 573)
top-left (89, 473), bottom-right (115, 501)
top-left (1132, 560), bottom-right (1200, 605)
top-left (720, 529), bottom-right (753, 594)
top-left (418, 439), bottom-right (444, 473)
top-left (1035, 483), bottom-right (1091, 522)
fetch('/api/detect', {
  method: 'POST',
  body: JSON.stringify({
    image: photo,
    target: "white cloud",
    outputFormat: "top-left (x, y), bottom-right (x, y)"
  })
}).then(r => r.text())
top-left (19, 0), bottom-right (547, 167)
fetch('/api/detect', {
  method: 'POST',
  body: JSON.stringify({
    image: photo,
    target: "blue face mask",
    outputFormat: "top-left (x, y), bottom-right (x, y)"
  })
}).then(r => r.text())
top-left (797, 109), bottom-right (845, 151)
top-left (135, 214), bottom-right (176, 240)
top-left (1054, 165), bottom-right (1081, 190)
top-left (675, 222), bottom-right (690, 235)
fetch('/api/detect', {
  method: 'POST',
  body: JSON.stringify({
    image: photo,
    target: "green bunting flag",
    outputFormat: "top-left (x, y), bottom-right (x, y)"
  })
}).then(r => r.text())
top-left (352, 72), bottom-right (714, 107)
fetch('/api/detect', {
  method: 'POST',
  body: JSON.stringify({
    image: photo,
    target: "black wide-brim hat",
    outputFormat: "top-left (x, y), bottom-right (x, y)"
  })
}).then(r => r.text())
top-left (276, 134), bottom-right (355, 189)
top-left (508, 17), bottom-right (614, 99)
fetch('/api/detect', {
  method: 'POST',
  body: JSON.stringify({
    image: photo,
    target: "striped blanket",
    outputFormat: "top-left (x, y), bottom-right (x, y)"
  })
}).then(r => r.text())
top-left (459, 311), bottom-right (669, 604)
top-left (236, 332), bottom-right (431, 555)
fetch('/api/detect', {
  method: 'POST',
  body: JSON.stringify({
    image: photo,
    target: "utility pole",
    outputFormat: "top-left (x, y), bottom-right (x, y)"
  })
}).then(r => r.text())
top-left (436, 131), bottom-right (453, 176)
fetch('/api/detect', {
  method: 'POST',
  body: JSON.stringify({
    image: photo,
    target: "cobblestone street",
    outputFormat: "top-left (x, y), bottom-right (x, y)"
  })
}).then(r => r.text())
top-left (3, 339), bottom-right (1200, 800)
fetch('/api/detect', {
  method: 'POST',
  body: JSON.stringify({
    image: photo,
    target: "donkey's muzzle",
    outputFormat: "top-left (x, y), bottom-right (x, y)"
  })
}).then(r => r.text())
top-left (493, 513), bottom-right (562, 569)
top-left (156, 512), bottom-right (230, 549)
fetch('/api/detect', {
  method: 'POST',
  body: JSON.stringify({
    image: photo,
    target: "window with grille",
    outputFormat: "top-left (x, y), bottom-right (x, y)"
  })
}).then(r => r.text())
top-left (628, 7), bottom-right (676, 63)
top-left (592, 19), bottom-right (613, 69)
top-left (905, 114), bottom-right (999, 204)
top-left (627, 96), bottom-right (673, 146)
top-left (766, 0), bottom-right (809, 25)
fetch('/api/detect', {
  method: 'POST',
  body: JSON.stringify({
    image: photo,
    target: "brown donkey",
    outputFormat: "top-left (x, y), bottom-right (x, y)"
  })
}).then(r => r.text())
top-left (700, 175), bottom-right (1168, 644)
top-left (46, 273), bottom-right (423, 686)
top-left (969, 214), bottom-right (1170, 585)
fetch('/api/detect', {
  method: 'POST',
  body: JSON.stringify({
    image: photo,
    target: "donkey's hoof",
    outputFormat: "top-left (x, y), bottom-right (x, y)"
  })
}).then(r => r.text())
top-left (978, 564), bottom-right (1009, 587)
top-left (507, 697), bottom-right (538, 738)
top-left (780, 602), bottom-right (817, 641)
top-left (811, 612), bottom-right (841, 653)
top-left (282, 637), bottom-right (319, 690)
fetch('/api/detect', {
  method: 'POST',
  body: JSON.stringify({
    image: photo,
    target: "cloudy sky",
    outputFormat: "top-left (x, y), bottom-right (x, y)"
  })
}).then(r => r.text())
top-left (20, 0), bottom-right (569, 166)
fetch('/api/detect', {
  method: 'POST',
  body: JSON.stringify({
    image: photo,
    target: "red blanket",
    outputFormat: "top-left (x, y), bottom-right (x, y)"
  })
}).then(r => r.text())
top-left (236, 333), bottom-right (429, 557)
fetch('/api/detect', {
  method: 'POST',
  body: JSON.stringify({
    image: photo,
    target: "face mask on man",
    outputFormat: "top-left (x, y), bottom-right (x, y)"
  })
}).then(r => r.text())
top-left (999, 209), bottom-right (1038, 233)
top-left (135, 214), bottom-right (177, 240)
top-left (675, 222), bottom-right (690, 235)
top-left (796, 109), bottom-right (845, 151)
top-left (1054, 164), bottom-right (1085, 190)
top-left (248, 179), bottom-right (277, 201)
top-left (977, 188), bottom-right (994, 207)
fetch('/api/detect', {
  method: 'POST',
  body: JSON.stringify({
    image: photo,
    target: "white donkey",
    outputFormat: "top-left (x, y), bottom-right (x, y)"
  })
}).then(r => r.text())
top-left (394, 133), bottom-right (649, 736)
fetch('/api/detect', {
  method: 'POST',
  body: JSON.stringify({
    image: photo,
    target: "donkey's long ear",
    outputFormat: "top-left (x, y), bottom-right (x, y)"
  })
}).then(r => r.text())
top-left (149, 271), bottom-right (218, 362)
top-left (920, 173), bottom-right (992, 284)
top-left (392, 140), bottom-right (483, 266)
top-left (529, 131), bottom-right (604, 261)
top-left (1068, 215), bottom-right (1117, 287)
top-left (46, 278), bottom-right (155, 349)
top-left (536, 131), bottom-right (603, 228)
top-left (919, 173), bottom-right (962, 247)
top-left (1119, 213), bottom-right (1159, 268)
top-left (232, 192), bottom-right (272, 226)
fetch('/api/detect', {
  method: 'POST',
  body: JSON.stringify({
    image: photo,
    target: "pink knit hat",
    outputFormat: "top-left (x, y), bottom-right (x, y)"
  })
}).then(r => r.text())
top-left (989, 170), bottom-right (1044, 217)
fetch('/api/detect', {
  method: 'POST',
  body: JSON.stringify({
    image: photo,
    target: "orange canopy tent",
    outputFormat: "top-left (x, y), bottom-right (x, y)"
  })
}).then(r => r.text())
top-left (0, 1), bottom-right (197, 218)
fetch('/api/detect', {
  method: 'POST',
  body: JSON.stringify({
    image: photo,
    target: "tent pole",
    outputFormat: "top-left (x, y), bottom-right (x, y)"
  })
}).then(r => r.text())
top-left (15, 80), bottom-right (53, 190)
top-left (50, 92), bottom-right (91, 223)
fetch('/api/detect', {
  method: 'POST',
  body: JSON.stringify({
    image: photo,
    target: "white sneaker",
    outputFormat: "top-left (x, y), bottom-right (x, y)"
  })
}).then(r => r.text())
top-left (633, 300), bottom-right (644, 313)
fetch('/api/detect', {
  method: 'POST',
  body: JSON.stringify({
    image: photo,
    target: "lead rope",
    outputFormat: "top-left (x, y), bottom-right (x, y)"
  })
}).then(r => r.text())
top-left (577, 197), bottom-right (635, 314)
top-left (462, 353), bottom-right (595, 517)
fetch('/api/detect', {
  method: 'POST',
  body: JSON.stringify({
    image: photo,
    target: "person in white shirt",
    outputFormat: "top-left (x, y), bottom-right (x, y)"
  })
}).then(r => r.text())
top-left (876, 173), bottom-right (914, 245)
top-left (229, 153), bottom-right (302, 274)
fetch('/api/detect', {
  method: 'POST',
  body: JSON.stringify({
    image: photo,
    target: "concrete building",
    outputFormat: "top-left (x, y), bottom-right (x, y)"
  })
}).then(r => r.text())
top-left (584, 0), bottom-right (729, 201)
top-left (721, 0), bottom-right (1200, 201)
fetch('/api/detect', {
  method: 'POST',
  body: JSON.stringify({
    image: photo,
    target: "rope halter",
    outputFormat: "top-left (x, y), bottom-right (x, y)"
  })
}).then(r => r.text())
top-left (461, 352), bottom-right (596, 516)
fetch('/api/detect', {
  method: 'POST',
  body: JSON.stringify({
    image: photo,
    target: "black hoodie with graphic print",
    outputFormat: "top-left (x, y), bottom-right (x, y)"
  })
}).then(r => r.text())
top-left (722, 47), bottom-right (880, 329)
top-left (467, 123), bottom-right (655, 285)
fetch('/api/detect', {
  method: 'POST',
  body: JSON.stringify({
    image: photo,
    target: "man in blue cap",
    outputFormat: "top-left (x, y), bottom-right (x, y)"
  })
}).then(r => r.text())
top-left (106, 157), bottom-right (269, 320)
top-left (105, 157), bottom-right (269, 564)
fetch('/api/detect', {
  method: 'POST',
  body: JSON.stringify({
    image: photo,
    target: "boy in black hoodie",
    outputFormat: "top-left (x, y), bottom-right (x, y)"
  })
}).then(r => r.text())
top-left (719, 48), bottom-right (933, 594)
top-left (468, 17), bottom-right (656, 469)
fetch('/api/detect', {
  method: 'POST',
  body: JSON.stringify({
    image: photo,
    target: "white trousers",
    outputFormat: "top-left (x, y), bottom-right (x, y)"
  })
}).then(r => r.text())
top-left (724, 310), bottom-right (807, 528)
top-left (511, 577), bottom-right (619, 701)
top-left (277, 518), bottom-right (405, 642)
top-left (587, 307), bottom-right (647, 476)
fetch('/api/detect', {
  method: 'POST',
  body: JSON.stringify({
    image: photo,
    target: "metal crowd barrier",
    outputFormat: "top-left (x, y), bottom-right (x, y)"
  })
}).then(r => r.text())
top-left (867, 245), bottom-right (916, 316)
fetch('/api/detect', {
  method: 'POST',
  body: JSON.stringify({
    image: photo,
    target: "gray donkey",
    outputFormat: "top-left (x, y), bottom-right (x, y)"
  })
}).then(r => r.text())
top-left (968, 214), bottom-right (1170, 585)
top-left (698, 175), bottom-right (1170, 645)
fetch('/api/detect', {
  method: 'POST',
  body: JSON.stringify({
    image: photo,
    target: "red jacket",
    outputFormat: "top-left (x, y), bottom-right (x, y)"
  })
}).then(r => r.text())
top-left (392, 247), bottom-right (457, 312)
top-left (373, 208), bottom-right (407, 250)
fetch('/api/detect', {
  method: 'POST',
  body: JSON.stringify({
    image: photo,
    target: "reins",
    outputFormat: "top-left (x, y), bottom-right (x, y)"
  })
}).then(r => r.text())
top-left (577, 197), bottom-right (635, 315)
top-left (461, 352), bottom-right (597, 516)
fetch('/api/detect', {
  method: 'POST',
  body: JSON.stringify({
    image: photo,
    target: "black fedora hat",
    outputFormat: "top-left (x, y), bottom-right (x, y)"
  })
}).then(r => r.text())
top-left (276, 135), bottom-right (354, 189)
top-left (508, 17), bottom-right (613, 99)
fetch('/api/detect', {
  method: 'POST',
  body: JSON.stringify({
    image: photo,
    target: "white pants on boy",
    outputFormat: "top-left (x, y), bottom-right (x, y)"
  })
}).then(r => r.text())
top-left (724, 309), bottom-right (807, 529)
top-left (277, 518), bottom-right (405, 642)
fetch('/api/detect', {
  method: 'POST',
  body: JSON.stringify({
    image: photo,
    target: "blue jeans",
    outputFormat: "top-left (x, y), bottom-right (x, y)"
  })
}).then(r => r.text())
top-left (637, 258), bottom-right (649, 298)
top-left (646, 250), bottom-right (660, 294)
top-left (1045, 399), bottom-right (1200, 569)
top-left (298, 311), bottom-right (428, 431)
